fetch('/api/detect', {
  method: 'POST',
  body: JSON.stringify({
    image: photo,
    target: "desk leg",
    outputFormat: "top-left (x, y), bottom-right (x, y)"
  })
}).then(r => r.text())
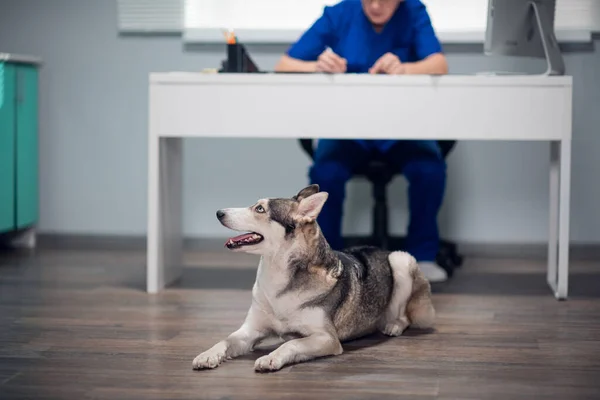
top-left (147, 136), bottom-right (183, 293)
top-left (547, 141), bottom-right (559, 293)
top-left (547, 140), bottom-right (571, 300)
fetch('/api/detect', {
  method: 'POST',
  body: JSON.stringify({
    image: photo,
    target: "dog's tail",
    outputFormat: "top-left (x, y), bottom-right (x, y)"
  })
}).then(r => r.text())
top-left (389, 251), bottom-right (436, 329)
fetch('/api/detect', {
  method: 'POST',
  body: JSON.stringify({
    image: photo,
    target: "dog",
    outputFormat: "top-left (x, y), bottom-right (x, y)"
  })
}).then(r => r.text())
top-left (192, 184), bottom-right (435, 373)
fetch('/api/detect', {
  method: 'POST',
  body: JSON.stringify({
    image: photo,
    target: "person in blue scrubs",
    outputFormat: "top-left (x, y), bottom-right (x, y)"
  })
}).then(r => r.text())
top-left (274, 0), bottom-right (450, 282)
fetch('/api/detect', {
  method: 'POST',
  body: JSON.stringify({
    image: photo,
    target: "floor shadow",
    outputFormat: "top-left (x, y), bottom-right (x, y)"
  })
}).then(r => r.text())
top-left (432, 271), bottom-right (600, 298)
top-left (341, 330), bottom-right (433, 352)
top-left (235, 329), bottom-right (430, 363)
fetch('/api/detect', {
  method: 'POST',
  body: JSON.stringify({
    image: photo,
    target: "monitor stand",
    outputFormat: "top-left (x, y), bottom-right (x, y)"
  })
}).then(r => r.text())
top-left (530, 1), bottom-right (565, 76)
top-left (475, 1), bottom-right (566, 77)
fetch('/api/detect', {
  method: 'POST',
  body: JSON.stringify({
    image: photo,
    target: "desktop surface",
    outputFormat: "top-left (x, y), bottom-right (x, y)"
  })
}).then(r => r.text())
top-left (154, 71), bottom-right (571, 85)
top-left (218, 70), bottom-right (554, 77)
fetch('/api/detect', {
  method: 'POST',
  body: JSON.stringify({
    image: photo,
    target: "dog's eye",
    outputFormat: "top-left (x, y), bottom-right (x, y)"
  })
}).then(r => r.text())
top-left (255, 205), bottom-right (265, 213)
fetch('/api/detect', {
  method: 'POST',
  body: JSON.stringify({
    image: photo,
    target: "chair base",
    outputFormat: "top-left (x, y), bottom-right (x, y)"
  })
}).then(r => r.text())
top-left (342, 235), bottom-right (463, 278)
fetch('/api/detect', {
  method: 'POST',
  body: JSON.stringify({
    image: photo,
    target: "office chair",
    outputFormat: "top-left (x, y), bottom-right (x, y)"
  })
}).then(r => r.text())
top-left (298, 139), bottom-right (464, 277)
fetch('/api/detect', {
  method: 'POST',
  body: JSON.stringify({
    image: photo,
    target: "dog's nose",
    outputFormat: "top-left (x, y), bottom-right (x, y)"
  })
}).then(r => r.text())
top-left (216, 210), bottom-right (225, 220)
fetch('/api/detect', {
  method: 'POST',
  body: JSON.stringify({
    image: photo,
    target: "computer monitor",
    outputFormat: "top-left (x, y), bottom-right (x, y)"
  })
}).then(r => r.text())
top-left (484, 0), bottom-right (565, 75)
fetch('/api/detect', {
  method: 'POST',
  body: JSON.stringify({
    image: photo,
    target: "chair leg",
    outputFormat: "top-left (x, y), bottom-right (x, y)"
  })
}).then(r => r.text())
top-left (372, 182), bottom-right (389, 250)
top-left (438, 239), bottom-right (464, 268)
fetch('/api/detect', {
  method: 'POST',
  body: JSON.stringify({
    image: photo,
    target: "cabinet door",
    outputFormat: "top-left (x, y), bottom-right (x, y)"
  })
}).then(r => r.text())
top-left (0, 63), bottom-right (16, 233)
top-left (15, 65), bottom-right (38, 229)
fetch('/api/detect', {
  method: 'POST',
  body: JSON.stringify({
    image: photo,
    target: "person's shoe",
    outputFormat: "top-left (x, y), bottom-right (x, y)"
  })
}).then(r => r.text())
top-left (418, 261), bottom-right (448, 283)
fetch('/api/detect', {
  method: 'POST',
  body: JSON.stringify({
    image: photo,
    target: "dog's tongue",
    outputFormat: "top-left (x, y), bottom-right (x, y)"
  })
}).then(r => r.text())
top-left (224, 233), bottom-right (263, 248)
top-left (229, 233), bottom-right (254, 242)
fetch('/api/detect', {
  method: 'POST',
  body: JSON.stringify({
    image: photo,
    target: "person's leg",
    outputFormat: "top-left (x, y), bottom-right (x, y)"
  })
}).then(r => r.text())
top-left (403, 159), bottom-right (446, 257)
top-left (384, 140), bottom-right (448, 282)
top-left (309, 139), bottom-right (370, 250)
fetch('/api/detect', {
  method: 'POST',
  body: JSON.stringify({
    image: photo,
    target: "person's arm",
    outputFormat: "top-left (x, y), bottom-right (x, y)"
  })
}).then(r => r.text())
top-left (404, 0), bottom-right (449, 75)
top-left (404, 52), bottom-right (448, 75)
top-left (274, 6), bottom-right (336, 72)
top-left (274, 55), bottom-right (318, 73)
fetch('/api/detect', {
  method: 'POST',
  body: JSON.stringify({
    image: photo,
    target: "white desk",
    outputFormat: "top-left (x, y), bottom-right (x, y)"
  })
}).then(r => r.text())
top-left (147, 73), bottom-right (573, 299)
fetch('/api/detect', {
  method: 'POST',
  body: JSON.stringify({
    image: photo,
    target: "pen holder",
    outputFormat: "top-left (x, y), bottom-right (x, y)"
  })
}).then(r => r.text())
top-left (220, 43), bottom-right (259, 73)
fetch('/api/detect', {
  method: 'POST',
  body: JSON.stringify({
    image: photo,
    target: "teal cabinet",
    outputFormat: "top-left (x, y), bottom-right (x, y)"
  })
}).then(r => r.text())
top-left (0, 55), bottom-right (40, 236)
top-left (0, 64), bottom-right (16, 232)
top-left (16, 65), bottom-right (39, 229)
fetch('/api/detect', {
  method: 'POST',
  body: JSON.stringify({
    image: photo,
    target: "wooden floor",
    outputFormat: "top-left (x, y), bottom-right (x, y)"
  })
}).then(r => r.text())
top-left (1, 248), bottom-right (600, 400)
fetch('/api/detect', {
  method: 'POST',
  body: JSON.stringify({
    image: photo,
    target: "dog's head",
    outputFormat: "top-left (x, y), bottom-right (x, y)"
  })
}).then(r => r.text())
top-left (216, 184), bottom-right (328, 255)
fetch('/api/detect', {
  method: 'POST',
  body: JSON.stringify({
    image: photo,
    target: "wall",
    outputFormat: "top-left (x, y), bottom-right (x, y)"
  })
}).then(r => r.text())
top-left (0, 0), bottom-right (598, 245)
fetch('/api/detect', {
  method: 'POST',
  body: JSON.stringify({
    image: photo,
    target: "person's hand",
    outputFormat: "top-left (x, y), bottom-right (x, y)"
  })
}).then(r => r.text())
top-left (369, 52), bottom-right (406, 75)
top-left (315, 48), bottom-right (347, 73)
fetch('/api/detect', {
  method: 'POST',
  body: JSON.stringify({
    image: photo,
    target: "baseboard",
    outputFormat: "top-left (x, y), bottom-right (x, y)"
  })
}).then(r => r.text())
top-left (456, 242), bottom-right (600, 260)
top-left (35, 233), bottom-right (225, 253)
top-left (31, 233), bottom-right (600, 260)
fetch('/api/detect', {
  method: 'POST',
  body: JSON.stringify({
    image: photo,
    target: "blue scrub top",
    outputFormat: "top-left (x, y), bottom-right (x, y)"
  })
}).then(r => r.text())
top-left (286, 0), bottom-right (443, 153)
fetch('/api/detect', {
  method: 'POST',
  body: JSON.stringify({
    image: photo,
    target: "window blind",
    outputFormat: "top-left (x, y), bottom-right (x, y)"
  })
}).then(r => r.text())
top-left (118, 0), bottom-right (600, 42)
top-left (555, 0), bottom-right (600, 30)
top-left (117, 0), bottom-right (183, 33)
top-left (424, 0), bottom-right (600, 33)
top-left (184, 0), bottom-right (338, 31)
top-left (183, 0), bottom-right (600, 43)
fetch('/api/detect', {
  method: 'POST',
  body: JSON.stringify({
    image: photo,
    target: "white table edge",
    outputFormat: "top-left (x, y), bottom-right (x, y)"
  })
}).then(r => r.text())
top-left (149, 73), bottom-right (573, 87)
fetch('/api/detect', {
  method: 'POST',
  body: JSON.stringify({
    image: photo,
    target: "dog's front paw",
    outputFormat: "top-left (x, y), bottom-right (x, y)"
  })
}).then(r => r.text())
top-left (381, 318), bottom-right (409, 337)
top-left (254, 354), bottom-right (284, 373)
top-left (192, 350), bottom-right (226, 370)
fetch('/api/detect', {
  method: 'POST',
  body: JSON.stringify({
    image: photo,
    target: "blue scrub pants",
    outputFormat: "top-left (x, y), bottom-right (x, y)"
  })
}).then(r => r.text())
top-left (309, 139), bottom-right (446, 262)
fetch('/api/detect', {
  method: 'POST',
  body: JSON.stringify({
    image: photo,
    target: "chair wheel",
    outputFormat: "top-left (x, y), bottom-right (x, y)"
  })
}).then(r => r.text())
top-left (451, 253), bottom-right (464, 268)
top-left (438, 241), bottom-right (464, 269)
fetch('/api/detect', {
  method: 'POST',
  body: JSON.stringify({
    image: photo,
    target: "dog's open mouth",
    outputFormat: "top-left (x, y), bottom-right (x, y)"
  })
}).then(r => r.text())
top-left (225, 232), bottom-right (264, 249)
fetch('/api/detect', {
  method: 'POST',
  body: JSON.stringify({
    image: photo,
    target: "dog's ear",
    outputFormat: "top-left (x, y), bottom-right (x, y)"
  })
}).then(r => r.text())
top-left (296, 192), bottom-right (328, 223)
top-left (294, 184), bottom-right (320, 201)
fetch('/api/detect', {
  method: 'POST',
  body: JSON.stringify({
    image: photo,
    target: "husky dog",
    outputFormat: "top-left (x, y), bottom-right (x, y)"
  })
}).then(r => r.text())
top-left (192, 185), bottom-right (435, 373)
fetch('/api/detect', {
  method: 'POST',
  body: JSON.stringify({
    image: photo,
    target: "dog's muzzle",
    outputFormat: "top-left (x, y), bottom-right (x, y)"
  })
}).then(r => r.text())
top-left (215, 209), bottom-right (264, 249)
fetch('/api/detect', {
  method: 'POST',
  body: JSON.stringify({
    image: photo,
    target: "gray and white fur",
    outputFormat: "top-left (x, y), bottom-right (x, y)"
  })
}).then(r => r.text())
top-left (192, 184), bottom-right (435, 373)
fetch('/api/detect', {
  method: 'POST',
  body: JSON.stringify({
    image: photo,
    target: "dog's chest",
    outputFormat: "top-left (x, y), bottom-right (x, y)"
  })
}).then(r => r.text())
top-left (254, 282), bottom-right (308, 325)
top-left (257, 290), bottom-right (326, 336)
top-left (254, 260), bottom-right (324, 335)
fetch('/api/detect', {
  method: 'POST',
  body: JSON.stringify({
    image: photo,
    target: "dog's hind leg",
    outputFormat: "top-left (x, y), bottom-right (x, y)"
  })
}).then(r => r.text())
top-left (406, 267), bottom-right (435, 330)
top-left (378, 251), bottom-right (416, 336)
top-left (193, 306), bottom-right (270, 370)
